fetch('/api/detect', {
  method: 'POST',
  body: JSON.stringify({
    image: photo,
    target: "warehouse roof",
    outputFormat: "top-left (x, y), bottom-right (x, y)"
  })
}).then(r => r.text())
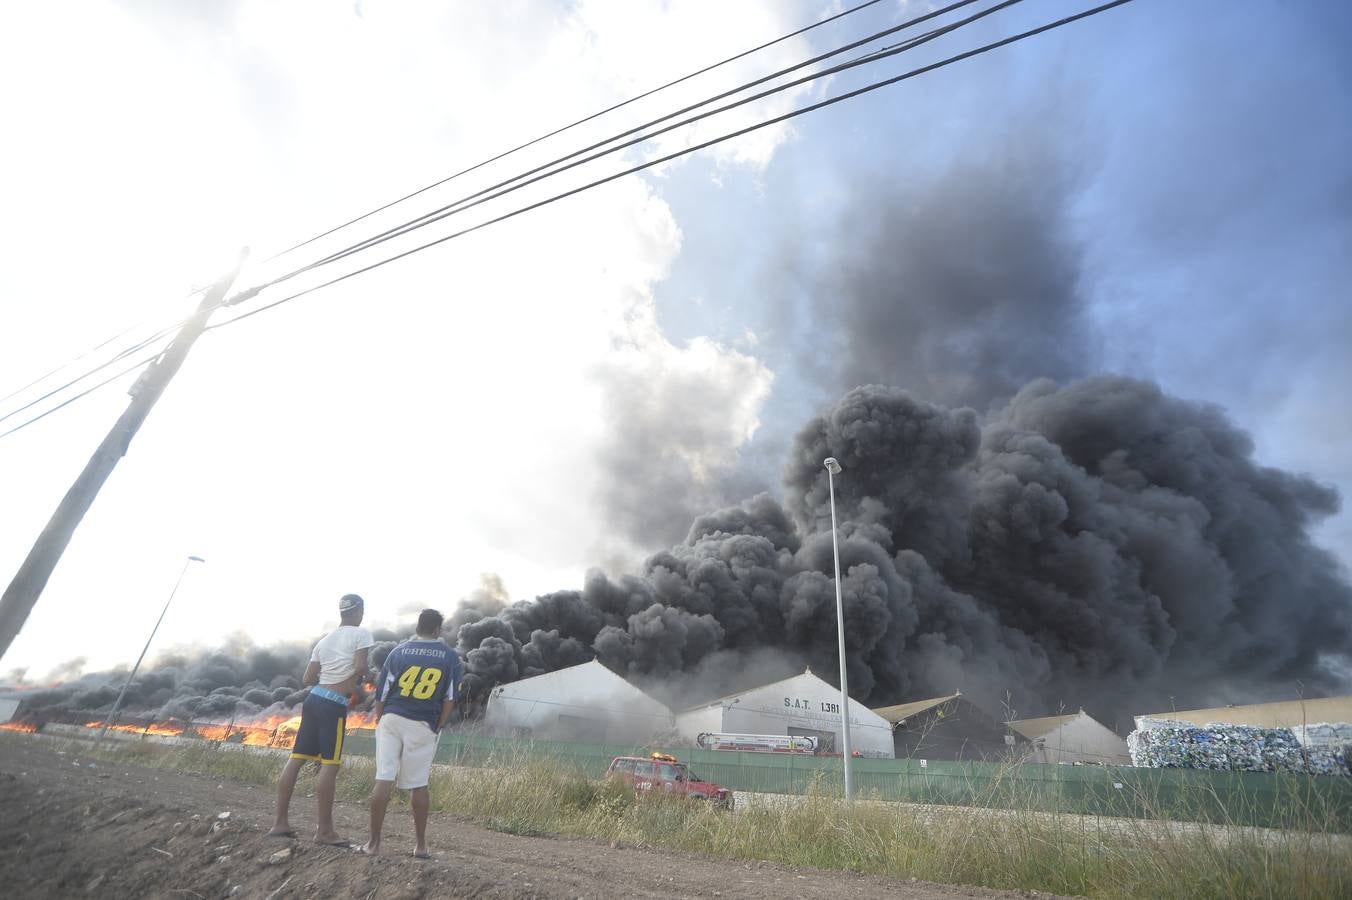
top-left (678, 668), bottom-right (837, 712)
top-left (870, 692), bottom-right (962, 725)
top-left (1135, 695), bottom-right (1352, 730)
top-left (1008, 712), bottom-right (1081, 740)
top-left (491, 660), bottom-right (671, 710)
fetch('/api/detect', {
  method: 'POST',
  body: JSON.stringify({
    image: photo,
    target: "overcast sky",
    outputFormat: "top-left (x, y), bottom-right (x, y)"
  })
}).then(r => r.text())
top-left (1, 0), bottom-right (1348, 681)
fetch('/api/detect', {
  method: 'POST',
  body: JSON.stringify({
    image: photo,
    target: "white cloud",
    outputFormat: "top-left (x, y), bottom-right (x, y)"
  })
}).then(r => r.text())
top-left (0, 0), bottom-right (802, 676)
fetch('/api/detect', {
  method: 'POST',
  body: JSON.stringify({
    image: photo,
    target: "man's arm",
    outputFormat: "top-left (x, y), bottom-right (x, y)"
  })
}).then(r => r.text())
top-left (436, 697), bottom-right (454, 732)
top-left (371, 652), bottom-right (392, 722)
top-left (353, 647), bottom-right (371, 683)
top-left (302, 660), bottom-right (321, 687)
top-left (435, 655), bottom-right (460, 732)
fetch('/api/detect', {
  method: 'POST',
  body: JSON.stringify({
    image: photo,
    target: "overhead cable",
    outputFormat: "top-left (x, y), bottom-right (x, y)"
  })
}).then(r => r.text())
top-left (0, 353), bottom-right (160, 442)
top-left (0, 0), bottom-right (900, 417)
top-left (0, 322), bottom-right (183, 427)
top-left (259, 0), bottom-right (892, 266)
top-left (214, 0), bottom-right (1137, 331)
top-left (241, 0), bottom-right (992, 294)
top-left (5, 0), bottom-right (1136, 435)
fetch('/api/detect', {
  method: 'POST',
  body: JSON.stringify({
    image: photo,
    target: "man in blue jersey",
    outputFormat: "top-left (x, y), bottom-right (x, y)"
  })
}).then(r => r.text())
top-left (361, 608), bottom-right (460, 858)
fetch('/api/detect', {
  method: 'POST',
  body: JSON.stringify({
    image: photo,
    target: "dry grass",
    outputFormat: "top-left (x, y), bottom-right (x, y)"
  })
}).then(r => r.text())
top-left (77, 738), bottom-right (1352, 899)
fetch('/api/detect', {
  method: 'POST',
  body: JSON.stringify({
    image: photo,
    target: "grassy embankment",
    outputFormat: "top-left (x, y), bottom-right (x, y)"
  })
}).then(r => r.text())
top-left (75, 738), bottom-right (1352, 899)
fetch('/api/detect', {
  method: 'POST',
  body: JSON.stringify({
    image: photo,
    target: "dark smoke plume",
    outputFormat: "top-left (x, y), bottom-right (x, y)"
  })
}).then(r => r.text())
top-left (441, 377), bottom-right (1352, 720)
top-left (12, 628), bottom-right (410, 724)
top-left (13, 380), bottom-right (1351, 725)
top-left (809, 133), bottom-right (1095, 411)
top-left (14, 634), bottom-right (314, 723)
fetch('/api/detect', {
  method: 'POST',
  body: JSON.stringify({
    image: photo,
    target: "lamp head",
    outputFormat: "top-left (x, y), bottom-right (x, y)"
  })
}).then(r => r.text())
top-left (188, 555), bottom-right (205, 563)
top-left (823, 457), bottom-right (842, 476)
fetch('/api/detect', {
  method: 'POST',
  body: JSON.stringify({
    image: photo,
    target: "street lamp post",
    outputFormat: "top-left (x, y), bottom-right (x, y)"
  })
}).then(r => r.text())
top-left (824, 457), bottom-right (853, 802)
top-left (97, 555), bottom-right (204, 743)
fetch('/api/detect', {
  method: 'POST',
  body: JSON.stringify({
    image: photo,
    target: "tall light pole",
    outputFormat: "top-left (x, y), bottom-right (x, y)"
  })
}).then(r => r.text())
top-left (824, 457), bottom-right (853, 802)
top-left (97, 555), bottom-right (204, 743)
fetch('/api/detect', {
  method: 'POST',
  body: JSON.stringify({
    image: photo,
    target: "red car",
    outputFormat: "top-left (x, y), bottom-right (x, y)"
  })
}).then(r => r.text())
top-left (606, 753), bottom-right (732, 808)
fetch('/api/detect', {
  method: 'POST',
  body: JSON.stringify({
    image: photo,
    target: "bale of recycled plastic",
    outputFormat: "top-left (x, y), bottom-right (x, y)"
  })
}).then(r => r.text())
top-left (1128, 723), bottom-right (1348, 775)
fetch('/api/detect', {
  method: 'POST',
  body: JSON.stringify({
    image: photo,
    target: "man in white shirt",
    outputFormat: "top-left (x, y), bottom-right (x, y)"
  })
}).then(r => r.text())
top-left (268, 593), bottom-right (374, 846)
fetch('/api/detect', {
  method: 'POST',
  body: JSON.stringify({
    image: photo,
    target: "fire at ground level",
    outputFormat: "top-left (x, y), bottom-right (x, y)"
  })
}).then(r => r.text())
top-left (0, 710), bottom-right (376, 748)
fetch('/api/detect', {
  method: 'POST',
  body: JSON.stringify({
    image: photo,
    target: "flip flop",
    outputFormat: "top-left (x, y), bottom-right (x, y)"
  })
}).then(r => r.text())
top-left (316, 839), bottom-right (352, 848)
top-left (412, 850), bottom-right (431, 860)
top-left (266, 830), bottom-right (297, 839)
top-left (359, 843), bottom-right (379, 857)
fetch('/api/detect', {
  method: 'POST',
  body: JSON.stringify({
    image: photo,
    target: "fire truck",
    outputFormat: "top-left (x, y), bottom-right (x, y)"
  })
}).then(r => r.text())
top-left (605, 752), bottom-right (732, 808)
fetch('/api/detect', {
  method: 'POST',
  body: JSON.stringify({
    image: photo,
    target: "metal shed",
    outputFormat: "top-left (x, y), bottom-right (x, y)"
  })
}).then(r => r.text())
top-left (872, 692), bottom-right (1027, 761)
top-left (1010, 710), bottom-right (1130, 765)
top-left (675, 668), bottom-right (894, 758)
top-left (483, 660), bottom-right (674, 744)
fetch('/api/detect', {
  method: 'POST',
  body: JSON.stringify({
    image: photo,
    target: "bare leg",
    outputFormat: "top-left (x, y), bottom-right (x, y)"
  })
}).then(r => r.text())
top-left (410, 786), bottom-right (430, 857)
top-left (363, 780), bottom-right (394, 855)
top-left (269, 758), bottom-right (305, 835)
top-left (314, 764), bottom-right (344, 843)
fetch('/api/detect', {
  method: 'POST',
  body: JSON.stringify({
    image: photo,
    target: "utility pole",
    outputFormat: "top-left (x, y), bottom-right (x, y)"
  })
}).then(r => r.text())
top-left (0, 251), bottom-right (247, 662)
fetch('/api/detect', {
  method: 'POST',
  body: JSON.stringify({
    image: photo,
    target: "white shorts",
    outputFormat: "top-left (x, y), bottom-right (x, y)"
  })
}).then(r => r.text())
top-left (374, 713), bottom-right (439, 789)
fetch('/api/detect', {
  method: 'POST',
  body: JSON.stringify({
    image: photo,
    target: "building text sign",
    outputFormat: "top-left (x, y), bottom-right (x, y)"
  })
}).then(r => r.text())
top-left (785, 696), bottom-right (840, 714)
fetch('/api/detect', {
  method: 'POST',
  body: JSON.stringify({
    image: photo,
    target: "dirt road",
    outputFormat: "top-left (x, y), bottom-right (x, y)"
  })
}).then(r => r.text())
top-left (0, 734), bottom-right (1054, 899)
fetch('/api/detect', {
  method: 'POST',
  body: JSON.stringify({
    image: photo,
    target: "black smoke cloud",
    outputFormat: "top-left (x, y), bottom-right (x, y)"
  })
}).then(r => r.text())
top-left (11, 379), bottom-right (1351, 723)
top-left (808, 132), bottom-right (1095, 412)
top-left (442, 378), bottom-right (1352, 719)
top-left (12, 627), bottom-right (412, 724)
top-left (15, 635), bottom-right (313, 723)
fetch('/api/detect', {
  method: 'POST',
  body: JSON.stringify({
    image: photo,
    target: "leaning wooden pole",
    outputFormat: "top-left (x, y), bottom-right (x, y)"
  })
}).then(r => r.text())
top-left (0, 251), bottom-right (248, 661)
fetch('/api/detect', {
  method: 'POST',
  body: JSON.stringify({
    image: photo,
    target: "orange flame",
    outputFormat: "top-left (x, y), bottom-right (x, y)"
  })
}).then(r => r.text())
top-left (78, 708), bottom-right (375, 748)
top-left (86, 720), bottom-right (185, 738)
top-left (0, 721), bottom-right (38, 733)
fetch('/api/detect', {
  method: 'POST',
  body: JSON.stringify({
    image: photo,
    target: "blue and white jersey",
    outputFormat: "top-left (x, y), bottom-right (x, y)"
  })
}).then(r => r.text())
top-left (376, 638), bottom-right (461, 730)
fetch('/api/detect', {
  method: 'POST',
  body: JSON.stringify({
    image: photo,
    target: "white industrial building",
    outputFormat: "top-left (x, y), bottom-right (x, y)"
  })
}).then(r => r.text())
top-left (1010, 710), bottom-right (1130, 765)
top-left (482, 660), bottom-right (674, 744)
top-left (675, 668), bottom-right (894, 758)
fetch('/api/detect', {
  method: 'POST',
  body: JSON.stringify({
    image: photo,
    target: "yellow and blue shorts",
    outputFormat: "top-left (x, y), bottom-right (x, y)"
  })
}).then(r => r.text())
top-left (291, 689), bottom-right (347, 765)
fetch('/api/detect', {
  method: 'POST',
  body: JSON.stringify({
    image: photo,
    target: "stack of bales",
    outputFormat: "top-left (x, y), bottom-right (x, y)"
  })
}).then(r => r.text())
top-left (1130, 696), bottom-right (1352, 776)
top-left (1128, 720), bottom-right (1348, 775)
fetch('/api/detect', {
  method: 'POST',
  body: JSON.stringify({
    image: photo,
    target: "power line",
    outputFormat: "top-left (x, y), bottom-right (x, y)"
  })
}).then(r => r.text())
top-left (0, 320), bottom-right (185, 427)
top-left (247, 0), bottom-right (992, 293)
top-left (215, 0), bottom-right (1135, 331)
top-left (0, 0), bottom-right (898, 418)
top-left (3, 0), bottom-right (1136, 435)
top-left (0, 352), bottom-right (160, 442)
top-left (0, 275), bottom-right (215, 415)
top-left (0, 320), bottom-right (148, 407)
top-left (259, 0), bottom-right (892, 267)
top-left (0, 3), bottom-right (900, 432)
top-left (0, 304), bottom-right (197, 409)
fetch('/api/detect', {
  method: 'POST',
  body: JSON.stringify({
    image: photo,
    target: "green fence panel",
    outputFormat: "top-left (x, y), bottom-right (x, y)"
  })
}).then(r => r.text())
top-left (339, 728), bottom-right (1352, 832)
